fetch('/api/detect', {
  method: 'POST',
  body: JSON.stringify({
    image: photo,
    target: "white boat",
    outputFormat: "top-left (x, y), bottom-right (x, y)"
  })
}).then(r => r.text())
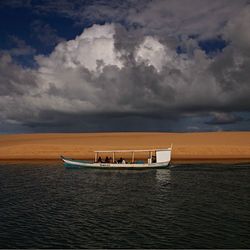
top-left (61, 146), bottom-right (172, 170)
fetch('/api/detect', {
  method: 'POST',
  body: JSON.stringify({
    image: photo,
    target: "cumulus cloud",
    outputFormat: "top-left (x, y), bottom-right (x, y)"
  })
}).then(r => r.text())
top-left (134, 36), bottom-right (171, 72)
top-left (0, 1), bottom-right (250, 132)
top-left (36, 24), bottom-right (123, 72)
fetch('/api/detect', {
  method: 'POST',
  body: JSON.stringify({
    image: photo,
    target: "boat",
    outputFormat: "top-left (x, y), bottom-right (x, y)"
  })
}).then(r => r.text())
top-left (61, 146), bottom-right (172, 170)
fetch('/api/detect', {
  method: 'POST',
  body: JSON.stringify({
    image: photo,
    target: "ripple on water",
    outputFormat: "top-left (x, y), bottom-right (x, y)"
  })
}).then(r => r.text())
top-left (0, 163), bottom-right (250, 248)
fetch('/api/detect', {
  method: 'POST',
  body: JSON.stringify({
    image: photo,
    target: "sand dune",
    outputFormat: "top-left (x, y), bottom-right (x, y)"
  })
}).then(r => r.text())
top-left (0, 132), bottom-right (250, 163)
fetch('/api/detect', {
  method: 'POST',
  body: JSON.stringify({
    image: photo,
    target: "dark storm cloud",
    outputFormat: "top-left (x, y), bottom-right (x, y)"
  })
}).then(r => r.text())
top-left (22, 109), bottom-right (182, 132)
top-left (206, 113), bottom-right (243, 125)
top-left (92, 64), bottom-right (175, 112)
top-left (0, 52), bottom-right (37, 96)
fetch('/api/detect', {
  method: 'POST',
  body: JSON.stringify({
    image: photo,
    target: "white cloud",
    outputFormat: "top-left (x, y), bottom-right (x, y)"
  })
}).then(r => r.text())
top-left (36, 24), bottom-right (123, 72)
top-left (135, 36), bottom-right (172, 72)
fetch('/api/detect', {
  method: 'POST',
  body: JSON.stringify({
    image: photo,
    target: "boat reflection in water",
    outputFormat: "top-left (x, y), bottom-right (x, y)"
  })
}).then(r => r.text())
top-left (155, 169), bottom-right (171, 186)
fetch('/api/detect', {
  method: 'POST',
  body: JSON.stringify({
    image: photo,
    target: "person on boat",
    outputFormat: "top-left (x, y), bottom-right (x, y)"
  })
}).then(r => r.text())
top-left (105, 156), bottom-right (110, 163)
top-left (118, 157), bottom-right (123, 163)
top-left (122, 159), bottom-right (126, 164)
top-left (97, 156), bottom-right (102, 163)
top-left (152, 155), bottom-right (156, 163)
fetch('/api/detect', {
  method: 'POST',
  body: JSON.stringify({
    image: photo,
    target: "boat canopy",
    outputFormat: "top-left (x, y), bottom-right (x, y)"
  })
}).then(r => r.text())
top-left (94, 145), bottom-right (172, 163)
top-left (94, 148), bottom-right (171, 153)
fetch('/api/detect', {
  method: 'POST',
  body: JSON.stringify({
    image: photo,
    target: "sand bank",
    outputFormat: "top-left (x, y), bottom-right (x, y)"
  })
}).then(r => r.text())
top-left (0, 132), bottom-right (250, 164)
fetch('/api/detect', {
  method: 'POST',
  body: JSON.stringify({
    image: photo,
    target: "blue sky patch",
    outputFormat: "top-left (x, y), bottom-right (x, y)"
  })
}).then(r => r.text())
top-left (198, 37), bottom-right (228, 54)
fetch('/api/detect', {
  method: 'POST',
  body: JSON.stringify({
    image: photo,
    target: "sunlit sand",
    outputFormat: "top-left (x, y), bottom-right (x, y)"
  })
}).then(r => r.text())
top-left (0, 132), bottom-right (250, 164)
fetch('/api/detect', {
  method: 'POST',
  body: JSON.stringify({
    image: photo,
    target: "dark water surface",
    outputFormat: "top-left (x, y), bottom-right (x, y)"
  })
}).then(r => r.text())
top-left (0, 163), bottom-right (250, 248)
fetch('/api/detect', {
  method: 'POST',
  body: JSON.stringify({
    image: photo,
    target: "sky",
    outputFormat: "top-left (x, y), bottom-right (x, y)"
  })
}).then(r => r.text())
top-left (0, 0), bottom-right (250, 133)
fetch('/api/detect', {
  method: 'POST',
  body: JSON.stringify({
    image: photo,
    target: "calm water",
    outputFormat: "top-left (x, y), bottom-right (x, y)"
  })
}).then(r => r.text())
top-left (0, 163), bottom-right (250, 248)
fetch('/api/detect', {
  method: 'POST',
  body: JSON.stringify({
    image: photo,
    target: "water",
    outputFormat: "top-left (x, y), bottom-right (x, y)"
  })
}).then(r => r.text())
top-left (0, 163), bottom-right (250, 248)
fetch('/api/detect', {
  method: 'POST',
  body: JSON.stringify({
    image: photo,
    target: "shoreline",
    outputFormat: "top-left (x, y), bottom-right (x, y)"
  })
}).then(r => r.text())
top-left (1, 132), bottom-right (250, 165)
top-left (1, 159), bottom-right (250, 165)
top-left (1, 157), bottom-right (250, 165)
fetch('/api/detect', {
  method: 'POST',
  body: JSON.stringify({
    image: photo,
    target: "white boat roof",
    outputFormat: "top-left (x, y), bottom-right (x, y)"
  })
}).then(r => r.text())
top-left (94, 148), bottom-right (172, 153)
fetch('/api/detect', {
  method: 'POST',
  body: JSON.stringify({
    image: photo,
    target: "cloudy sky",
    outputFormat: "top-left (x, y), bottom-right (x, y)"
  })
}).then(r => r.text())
top-left (0, 0), bottom-right (250, 133)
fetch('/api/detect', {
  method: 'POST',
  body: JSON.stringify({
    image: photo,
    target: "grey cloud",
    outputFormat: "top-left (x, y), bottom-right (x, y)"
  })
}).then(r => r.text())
top-left (208, 11), bottom-right (250, 112)
top-left (1, 2), bottom-right (250, 132)
top-left (126, 0), bottom-right (248, 38)
top-left (1, 0), bottom-right (247, 40)
top-left (92, 64), bottom-right (175, 112)
top-left (114, 24), bottom-right (145, 58)
top-left (0, 52), bottom-right (37, 96)
top-left (38, 0), bottom-right (245, 39)
top-left (206, 113), bottom-right (243, 125)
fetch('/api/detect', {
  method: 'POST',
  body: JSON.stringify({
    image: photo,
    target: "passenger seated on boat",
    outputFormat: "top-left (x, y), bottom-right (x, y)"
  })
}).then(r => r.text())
top-left (122, 159), bottom-right (126, 164)
top-left (97, 156), bottom-right (102, 163)
top-left (152, 156), bottom-right (156, 163)
top-left (105, 156), bottom-right (110, 163)
top-left (117, 157), bottom-right (123, 163)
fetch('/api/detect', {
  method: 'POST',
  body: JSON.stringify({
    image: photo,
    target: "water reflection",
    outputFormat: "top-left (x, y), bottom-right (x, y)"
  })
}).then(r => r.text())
top-left (155, 169), bottom-right (171, 186)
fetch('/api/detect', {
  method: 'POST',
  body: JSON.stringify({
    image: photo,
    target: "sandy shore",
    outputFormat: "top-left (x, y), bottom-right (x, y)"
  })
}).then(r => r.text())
top-left (1, 132), bottom-right (250, 164)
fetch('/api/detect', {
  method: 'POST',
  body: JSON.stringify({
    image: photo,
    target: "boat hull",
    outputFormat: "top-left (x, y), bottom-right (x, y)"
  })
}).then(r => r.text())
top-left (61, 156), bottom-right (170, 170)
